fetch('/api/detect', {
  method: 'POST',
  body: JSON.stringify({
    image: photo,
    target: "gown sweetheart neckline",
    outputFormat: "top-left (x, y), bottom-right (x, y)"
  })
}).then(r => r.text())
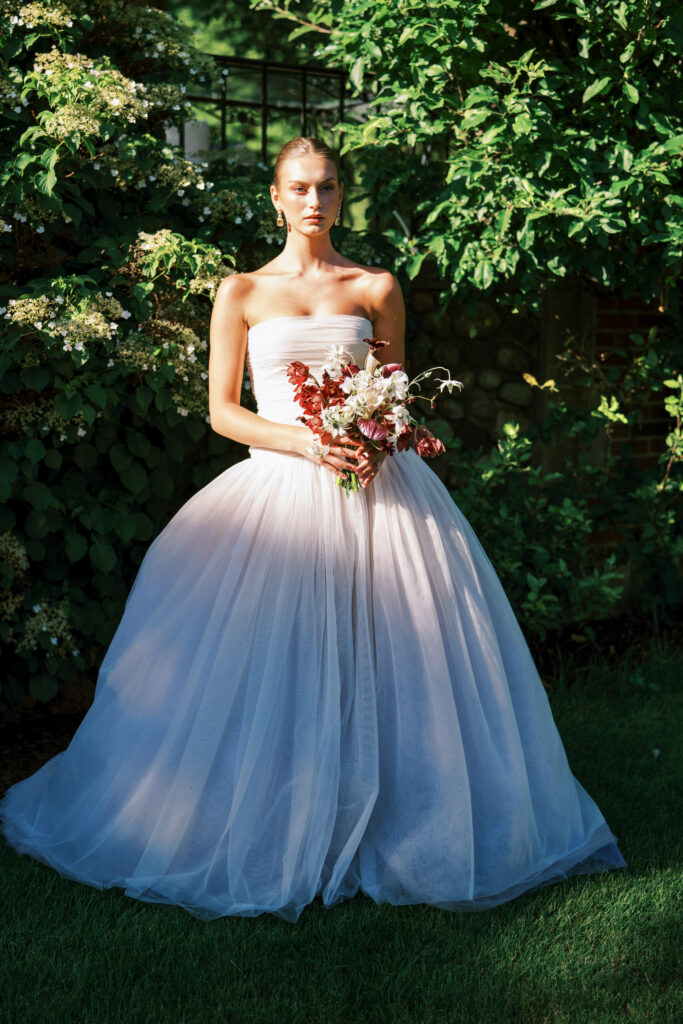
top-left (247, 313), bottom-right (374, 337)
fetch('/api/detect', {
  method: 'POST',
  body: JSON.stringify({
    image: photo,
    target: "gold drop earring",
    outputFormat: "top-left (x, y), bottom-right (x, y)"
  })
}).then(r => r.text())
top-left (276, 207), bottom-right (284, 228)
top-left (335, 204), bottom-right (342, 226)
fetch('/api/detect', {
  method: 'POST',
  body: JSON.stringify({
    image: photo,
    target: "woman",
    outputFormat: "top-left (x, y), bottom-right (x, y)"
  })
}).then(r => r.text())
top-left (0, 137), bottom-right (626, 923)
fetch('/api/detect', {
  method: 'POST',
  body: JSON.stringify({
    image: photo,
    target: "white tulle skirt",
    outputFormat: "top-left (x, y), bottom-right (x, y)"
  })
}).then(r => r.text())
top-left (0, 446), bottom-right (626, 922)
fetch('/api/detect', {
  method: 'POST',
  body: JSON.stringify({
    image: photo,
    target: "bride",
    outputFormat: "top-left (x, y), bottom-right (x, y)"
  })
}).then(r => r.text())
top-left (0, 136), bottom-right (626, 923)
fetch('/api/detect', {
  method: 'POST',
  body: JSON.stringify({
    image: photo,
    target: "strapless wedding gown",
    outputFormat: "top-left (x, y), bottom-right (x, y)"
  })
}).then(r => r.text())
top-left (0, 315), bottom-right (627, 922)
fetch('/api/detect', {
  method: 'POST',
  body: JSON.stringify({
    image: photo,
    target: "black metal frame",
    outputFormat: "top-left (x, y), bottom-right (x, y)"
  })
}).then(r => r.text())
top-left (179, 54), bottom-right (349, 162)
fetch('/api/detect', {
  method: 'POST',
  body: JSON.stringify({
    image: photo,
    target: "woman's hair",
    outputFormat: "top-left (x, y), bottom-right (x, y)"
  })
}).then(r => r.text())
top-left (273, 137), bottom-right (341, 186)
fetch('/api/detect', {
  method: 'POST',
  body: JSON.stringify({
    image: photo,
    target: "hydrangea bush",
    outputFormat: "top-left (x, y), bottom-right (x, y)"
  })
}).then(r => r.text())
top-left (0, 0), bottom-right (291, 711)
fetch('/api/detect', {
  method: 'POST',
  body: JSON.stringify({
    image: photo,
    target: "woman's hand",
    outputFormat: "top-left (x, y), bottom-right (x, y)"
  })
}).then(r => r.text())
top-left (356, 442), bottom-right (388, 489)
top-left (298, 428), bottom-right (362, 478)
top-left (295, 428), bottom-right (387, 488)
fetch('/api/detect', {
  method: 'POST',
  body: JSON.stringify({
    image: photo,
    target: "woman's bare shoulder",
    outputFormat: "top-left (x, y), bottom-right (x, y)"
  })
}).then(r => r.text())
top-left (341, 258), bottom-right (401, 295)
top-left (215, 272), bottom-right (257, 300)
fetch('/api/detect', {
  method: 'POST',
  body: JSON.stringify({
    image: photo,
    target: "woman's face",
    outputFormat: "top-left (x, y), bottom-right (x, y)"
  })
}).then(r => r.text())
top-left (271, 154), bottom-right (342, 235)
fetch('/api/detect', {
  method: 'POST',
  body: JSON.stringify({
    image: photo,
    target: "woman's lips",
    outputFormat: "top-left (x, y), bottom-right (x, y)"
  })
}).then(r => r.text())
top-left (305, 215), bottom-right (323, 221)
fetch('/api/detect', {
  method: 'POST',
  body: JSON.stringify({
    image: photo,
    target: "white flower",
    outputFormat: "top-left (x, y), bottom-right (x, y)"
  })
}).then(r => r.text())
top-left (33, 604), bottom-right (41, 612)
top-left (436, 374), bottom-right (463, 394)
top-left (50, 637), bottom-right (58, 645)
top-left (320, 404), bottom-right (355, 437)
top-left (387, 404), bottom-right (412, 429)
top-left (380, 370), bottom-right (410, 402)
top-left (321, 344), bottom-right (352, 378)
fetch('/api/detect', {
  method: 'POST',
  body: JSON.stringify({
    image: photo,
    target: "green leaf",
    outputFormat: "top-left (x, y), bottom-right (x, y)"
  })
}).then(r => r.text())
top-left (349, 58), bottom-right (365, 91)
top-left (582, 77), bottom-right (611, 103)
top-left (53, 389), bottom-right (82, 419)
top-left (30, 673), bottom-right (59, 703)
top-left (20, 366), bottom-right (50, 391)
top-left (23, 481), bottom-right (52, 511)
top-left (623, 82), bottom-right (639, 105)
top-left (405, 250), bottom-right (428, 279)
top-left (135, 385), bottom-right (153, 410)
top-left (34, 167), bottom-right (58, 196)
top-left (84, 384), bottom-right (108, 408)
top-left (25, 438), bottom-right (46, 464)
top-left (65, 532), bottom-right (88, 562)
top-left (120, 462), bottom-right (148, 493)
top-left (512, 113), bottom-right (532, 136)
top-left (25, 510), bottom-right (49, 539)
top-left (473, 260), bottom-right (494, 289)
top-left (90, 538), bottom-right (117, 573)
top-left (109, 443), bottom-right (132, 473)
top-left (115, 514), bottom-right (138, 543)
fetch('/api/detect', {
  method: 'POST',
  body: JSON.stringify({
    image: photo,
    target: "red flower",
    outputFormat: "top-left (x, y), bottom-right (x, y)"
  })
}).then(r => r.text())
top-left (296, 383), bottom-right (323, 415)
top-left (286, 360), bottom-right (310, 387)
top-left (363, 336), bottom-right (390, 353)
top-left (358, 418), bottom-right (389, 441)
top-left (396, 423), bottom-right (413, 452)
top-left (380, 363), bottom-right (404, 377)
top-left (413, 425), bottom-right (446, 459)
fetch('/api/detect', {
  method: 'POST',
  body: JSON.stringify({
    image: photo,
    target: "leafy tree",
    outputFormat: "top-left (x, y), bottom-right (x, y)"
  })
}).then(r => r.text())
top-left (253, 0), bottom-right (683, 630)
top-left (254, 0), bottom-right (683, 313)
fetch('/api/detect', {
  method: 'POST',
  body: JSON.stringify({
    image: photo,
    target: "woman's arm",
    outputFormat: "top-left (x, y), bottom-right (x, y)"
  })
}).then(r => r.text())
top-left (355, 271), bottom-right (407, 486)
top-left (208, 275), bottom-right (304, 453)
top-left (207, 275), bottom-right (360, 476)
top-left (368, 271), bottom-right (406, 366)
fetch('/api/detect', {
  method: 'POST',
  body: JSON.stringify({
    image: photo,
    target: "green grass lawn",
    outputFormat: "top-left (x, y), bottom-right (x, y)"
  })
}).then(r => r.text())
top-left (1, 640), bottom-right (680, 1024)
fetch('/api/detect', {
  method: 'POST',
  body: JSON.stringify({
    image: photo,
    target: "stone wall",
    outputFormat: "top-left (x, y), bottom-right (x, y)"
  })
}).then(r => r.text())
top-left (406, 269), bottom-right (541, 451)
top-left (406, 272), bottom-right (669, 472)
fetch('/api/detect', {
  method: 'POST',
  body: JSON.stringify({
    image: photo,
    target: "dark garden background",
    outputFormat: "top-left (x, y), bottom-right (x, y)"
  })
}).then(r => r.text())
top-left (1, 0), bottom-right (681, 728)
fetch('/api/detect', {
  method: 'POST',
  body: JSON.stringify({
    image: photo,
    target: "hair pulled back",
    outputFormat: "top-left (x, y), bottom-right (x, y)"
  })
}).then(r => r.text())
top-left (273, 137), bottom-right (341, 186)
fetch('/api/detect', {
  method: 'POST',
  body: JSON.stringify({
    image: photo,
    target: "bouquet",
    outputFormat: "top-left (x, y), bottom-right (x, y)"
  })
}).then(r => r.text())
top-left (286, 336), bottom-right (463, 496)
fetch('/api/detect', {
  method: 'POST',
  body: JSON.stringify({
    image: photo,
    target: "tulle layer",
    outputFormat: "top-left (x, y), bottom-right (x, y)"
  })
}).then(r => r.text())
top-left (0, 446), bottom-right (626, 922)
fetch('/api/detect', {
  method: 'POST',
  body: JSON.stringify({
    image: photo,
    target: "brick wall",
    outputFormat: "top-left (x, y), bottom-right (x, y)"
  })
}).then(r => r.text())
top-left (408, 270), bottom-right (670, 473)
top-left (594, 294), bottom-right (668, 469)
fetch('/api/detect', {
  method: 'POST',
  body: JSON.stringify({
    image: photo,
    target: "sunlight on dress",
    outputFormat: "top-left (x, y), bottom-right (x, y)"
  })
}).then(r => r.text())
top-left (0, 315), bottom-right (627, 922)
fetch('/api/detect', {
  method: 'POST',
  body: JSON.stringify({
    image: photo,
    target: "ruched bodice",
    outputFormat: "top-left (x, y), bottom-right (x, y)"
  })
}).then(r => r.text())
top-left (246, 314), bottom-right (372, 426)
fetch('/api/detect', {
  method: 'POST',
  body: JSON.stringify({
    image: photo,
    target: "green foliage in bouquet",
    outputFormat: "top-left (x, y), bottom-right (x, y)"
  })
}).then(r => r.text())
top-left (0, 0), bottom-right (292, 710)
